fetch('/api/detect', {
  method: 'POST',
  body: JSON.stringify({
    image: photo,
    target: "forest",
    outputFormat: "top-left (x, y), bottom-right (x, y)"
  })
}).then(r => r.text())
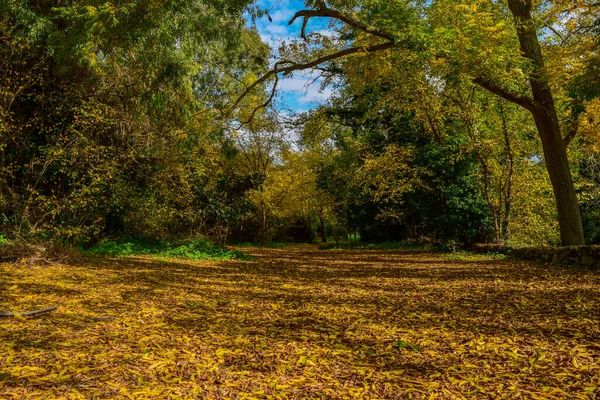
top-left (1, 0), bottom-right (600, 398)
top-left (1, 0), bottom-right (599, 249)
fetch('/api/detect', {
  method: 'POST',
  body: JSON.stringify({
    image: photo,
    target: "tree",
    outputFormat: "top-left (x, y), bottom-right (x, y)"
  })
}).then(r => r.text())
top-left (0, 0), bottom-right (269, 242)
top-left (237, 0), bottom-right (598, 245)
top-left (474, 0), bottom-right (583, 245)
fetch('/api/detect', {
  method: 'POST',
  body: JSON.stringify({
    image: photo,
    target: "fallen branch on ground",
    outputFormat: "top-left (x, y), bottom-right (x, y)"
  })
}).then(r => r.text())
top-left (0, 305), bottom-right (58, 317)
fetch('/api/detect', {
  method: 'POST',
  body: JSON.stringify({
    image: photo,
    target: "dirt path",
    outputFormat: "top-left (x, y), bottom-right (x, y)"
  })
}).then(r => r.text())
top-left (1, 245), bottom-right (599, 398)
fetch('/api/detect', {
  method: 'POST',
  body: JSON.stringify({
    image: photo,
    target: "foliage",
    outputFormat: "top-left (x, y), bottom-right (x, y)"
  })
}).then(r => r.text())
top-left (445, 250), bottom-right (508, 261)
top-left (82, 239), bottom-right (249, 261)
top-left (319, 240), bottom-right (426, 251)
top-left (246, 0), bottom-right (600, 245)
top-left (226, 124), bottom-right (321, 244)
top-left (0, 0), bottom-right (267, 244)
top-left (2, 246), bottom-right (599, 397)
top-left (303, 78), bottom-right (495, 246)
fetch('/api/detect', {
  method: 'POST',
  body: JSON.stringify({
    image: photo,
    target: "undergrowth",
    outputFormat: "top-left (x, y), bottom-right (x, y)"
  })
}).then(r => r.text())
top-left (82, 239), bottom-right (250, 261)
top-left (231, 242), bottom-right (291, 249)
top-left (319, 241), bottom-right (426, 250)
top-left (445, 250), bottom-right (508, 261)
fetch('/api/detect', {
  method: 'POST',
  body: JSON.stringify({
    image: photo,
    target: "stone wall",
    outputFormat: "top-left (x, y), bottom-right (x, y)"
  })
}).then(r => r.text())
top-left (471, 243), bottom-right (600, 269)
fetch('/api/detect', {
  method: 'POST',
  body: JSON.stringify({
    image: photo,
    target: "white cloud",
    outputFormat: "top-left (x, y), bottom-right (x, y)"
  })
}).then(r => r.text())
top-left (278, 73), bottom-right (333, 106)
top-left (278, 76), bottom-right (312, 92)
top-left (268, 8), bottom-right (294, 24)
top-left (252, 0), bottom-right (335, 112)
top-left (298, 86), bottom-right (333, 105)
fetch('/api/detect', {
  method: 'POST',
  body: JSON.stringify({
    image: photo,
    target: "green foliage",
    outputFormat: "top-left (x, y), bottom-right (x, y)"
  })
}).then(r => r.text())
top-left (0, 0), bottom-right (268, 244)
top-left (308, 79), bottom-right (493, 247)
top-left (445, 251), bottom-right (508, 261)
top-left (83, 239), bottom-right (250, 261)
top-left (320, 241), bottom-right (425, 250)
top-left (2, 0), bottom-right (598, 249)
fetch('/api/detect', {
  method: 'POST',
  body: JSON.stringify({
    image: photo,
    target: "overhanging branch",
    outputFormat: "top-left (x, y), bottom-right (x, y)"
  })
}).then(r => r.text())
top-left (228, 1), bottom-right (396, 122)
top-left (237, 73), bottom-right (279, 128)
top-left (289, 6), bottom-right (395, 42)
top-left (228, 41), bottom-right (393, 117)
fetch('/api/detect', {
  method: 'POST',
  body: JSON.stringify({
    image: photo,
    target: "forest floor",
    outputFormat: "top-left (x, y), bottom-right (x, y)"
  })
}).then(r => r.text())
top-left (1, 245), bottom-right (599, 399)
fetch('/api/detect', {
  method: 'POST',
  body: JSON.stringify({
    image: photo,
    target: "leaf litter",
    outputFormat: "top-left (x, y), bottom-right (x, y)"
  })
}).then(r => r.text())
top-left (1, 246), bottom-right (599, 399)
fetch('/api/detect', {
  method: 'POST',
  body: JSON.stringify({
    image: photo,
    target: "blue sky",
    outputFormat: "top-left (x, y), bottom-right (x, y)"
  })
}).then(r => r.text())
top-left (250, 0), bottom-right (335, 114)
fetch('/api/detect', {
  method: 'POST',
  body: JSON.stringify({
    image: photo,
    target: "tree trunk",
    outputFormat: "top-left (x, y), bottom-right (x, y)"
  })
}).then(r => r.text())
top-left (507, 0), bottom-right (584, 245)
top-left (500, 103), bottom-right (514, 244)
top-left (533, 117), bottom-right (584, 245)
top-left (261, 206), bottom-right (267, 246)
top-left (319, 208), bottom-right (327, 242)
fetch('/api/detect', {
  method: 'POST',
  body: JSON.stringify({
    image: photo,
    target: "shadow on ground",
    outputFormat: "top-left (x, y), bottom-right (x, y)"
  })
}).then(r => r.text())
top-left (1, 245), bottom-right (599, 398)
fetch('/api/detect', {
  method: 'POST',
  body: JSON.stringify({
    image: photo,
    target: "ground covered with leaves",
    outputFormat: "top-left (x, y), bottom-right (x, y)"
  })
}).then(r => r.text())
top-left (1, 246), bottom-right (599, 399)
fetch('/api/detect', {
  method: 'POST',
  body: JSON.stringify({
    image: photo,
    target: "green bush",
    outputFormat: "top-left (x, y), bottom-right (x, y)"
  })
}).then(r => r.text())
top-left (319, 241), bottom-right (425, 250)
top-left (83, 239), bottom-right (250, 261)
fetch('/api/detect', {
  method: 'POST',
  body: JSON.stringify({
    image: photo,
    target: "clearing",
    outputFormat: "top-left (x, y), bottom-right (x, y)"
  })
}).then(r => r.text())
top-left (1, 246), bottom-right (599, 399)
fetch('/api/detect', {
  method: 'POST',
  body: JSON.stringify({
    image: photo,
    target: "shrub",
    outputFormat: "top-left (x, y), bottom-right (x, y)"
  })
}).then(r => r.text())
top-left (83, 239), bottom-right (250, 261)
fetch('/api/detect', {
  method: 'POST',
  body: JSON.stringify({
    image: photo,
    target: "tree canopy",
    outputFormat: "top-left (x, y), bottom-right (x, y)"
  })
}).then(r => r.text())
top-left (1, 0), bottom-right (599, 247)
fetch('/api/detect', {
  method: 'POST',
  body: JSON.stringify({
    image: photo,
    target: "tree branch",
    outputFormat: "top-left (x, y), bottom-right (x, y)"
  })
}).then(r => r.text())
top-left (0, 305), bottom-right (58, 317)
top-left (563, 116), bottom-right (579, 147)
top-left (228, 42), bottom-right (393, 117)
top-left (473, 77), bottom-right (542, 114)
top-left (236, 73), bottom-right (279, 128)
top-left (228, 2), bottom-right (396, 122)
top-left (288, 7), bottom-right (395, 42)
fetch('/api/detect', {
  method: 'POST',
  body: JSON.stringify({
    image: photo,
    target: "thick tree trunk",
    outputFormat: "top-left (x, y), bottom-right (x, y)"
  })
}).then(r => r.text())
top-left (533, 116), bottom-right (584, 245)
top-left (319, 208), bottom-right (327, 243)
top-left (506, 0), bottom-right (584, 246)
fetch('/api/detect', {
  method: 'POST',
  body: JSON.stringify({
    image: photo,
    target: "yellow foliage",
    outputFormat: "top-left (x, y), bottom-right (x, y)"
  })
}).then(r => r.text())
top-left (579, 99), bottom-right (600, 152)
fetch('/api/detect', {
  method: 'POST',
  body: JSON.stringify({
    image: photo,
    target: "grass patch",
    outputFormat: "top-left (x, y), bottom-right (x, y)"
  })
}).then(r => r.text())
top-left (445, 250), bottom-right (508, 261)
top-left (319, 240), bottom-right (426, 250)
top-left (231, 241), bottom-right (293, 249)
top-left (82, 239), bottom-right (250, 261)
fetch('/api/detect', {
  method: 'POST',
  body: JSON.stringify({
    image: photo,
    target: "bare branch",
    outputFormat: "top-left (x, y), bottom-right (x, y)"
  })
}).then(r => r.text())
top-left (289, 8), bottom-right (395, 42)
top-left (236, 73), bottom-right (279, 128)
top-left (0, 305), bottom-right (58, 317)
top-left (544, 24), bottom-right (567, 44)
top-left (473, 77), bottom-right (542, 114)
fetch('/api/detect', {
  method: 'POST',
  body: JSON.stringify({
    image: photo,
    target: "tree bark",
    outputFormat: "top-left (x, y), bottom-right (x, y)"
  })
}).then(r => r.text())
top-left (261, 204), bottom-right (267, 246)
top-left (319, 208), bottom-right (327, 242)
top-left (504, 0), bottom-right (584, 245)
top-left (499, 102), bottom-right (514, 244)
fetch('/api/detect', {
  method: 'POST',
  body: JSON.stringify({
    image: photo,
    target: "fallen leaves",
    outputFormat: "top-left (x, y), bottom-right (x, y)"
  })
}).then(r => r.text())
top-left (1, 247), bottom-right (599, 398)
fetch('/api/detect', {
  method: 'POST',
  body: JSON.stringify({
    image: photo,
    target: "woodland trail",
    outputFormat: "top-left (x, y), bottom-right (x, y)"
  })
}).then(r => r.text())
top-left (1, 245), bottom-right (599, 398)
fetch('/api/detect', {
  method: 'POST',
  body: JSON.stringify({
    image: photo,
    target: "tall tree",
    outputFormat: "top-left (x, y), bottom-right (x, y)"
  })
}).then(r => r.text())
top-left (475, 0), bottom-right (583, 245)
top-left (237, 0), bottom-right (598, 245)
top-left (0, 0), bottom-right (268, 242)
